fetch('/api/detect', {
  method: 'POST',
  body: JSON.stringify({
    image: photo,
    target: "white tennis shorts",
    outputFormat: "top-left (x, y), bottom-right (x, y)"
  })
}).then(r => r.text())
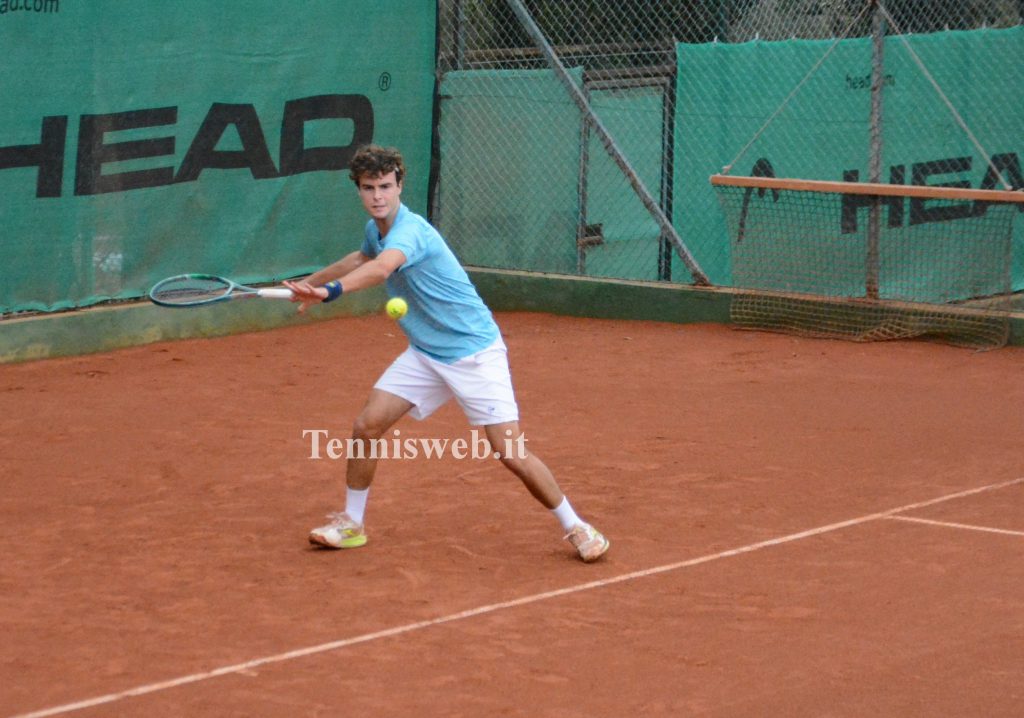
top-left (374, 337), bottom-right (520, 425)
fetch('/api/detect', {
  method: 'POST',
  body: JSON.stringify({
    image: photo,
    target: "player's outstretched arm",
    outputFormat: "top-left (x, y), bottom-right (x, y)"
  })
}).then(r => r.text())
top-left (283, 250), bottom-right (365, 314)
top-left (330, 249), bottom-right (406, 294)
top-left (282, 249), bottom-right (407, 313)
top-left (304, 251), bottom-right (369, 286)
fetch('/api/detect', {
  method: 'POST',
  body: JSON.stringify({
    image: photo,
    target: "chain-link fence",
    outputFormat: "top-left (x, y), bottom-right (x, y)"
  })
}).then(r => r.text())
top-left (432, 0), bottom-right (1024, 302)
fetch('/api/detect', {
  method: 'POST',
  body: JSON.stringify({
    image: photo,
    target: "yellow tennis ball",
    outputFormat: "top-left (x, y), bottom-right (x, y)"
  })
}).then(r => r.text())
top-left (385, 297), bottom-right (408, 319)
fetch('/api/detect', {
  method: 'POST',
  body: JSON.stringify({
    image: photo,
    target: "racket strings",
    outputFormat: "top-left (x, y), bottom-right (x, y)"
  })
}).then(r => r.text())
top-left (150, 276), bottom-right (232, 305)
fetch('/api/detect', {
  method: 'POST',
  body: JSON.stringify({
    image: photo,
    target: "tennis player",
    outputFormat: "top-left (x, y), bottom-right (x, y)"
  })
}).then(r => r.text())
top-left (283, 145), bottom-right (609, 562)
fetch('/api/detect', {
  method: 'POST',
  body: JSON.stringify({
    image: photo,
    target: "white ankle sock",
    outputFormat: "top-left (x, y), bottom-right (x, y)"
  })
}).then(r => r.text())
top-left (345, 487), bottom-right (369, 525)
top-left (550, 497), bottom-right (583, 532)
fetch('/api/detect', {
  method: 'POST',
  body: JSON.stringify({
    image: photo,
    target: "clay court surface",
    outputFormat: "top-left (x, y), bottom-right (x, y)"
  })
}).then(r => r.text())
top-left (1, 311), bottom-right (1022, 717)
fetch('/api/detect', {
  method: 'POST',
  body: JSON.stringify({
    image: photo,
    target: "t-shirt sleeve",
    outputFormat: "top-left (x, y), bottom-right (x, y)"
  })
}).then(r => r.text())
top-left (383, 223), bottom-right (430, 268)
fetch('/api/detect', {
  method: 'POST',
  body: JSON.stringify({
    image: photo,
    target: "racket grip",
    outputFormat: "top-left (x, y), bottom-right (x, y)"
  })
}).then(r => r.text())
top-left (257, 288), bottom-right (294, 299)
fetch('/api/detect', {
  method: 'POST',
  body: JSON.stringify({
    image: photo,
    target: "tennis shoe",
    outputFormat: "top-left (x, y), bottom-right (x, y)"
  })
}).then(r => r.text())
top-left (309, 511), bottom-right (367, 549)
top-left (565, 523), bottom-right (609, 562)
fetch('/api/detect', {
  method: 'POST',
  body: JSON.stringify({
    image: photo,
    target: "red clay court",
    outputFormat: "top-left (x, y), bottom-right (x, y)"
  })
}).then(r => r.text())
top-left (1, 312), bottom-right (1022, 717)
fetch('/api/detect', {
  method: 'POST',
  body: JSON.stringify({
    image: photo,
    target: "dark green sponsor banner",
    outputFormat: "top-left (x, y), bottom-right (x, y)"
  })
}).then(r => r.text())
top-left (1, 1), bottom-right (436, 312)
top-left (675, 27), bottom-right (1024, 292)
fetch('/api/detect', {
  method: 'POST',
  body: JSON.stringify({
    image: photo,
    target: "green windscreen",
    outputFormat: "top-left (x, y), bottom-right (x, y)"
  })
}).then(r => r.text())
top-left (437, 68), bottom-right (582, 274)
top-left (0, 1), bottom-right (437, 313)
top-left (583, 84), bottom-right (666, 281)
top-left (674, 26), bottom-right (1024, 292)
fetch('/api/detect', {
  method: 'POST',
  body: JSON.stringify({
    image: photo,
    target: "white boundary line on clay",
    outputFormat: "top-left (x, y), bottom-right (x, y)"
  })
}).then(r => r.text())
top-left (13, 476), bottom-right (1023, 718)
top-left (886, 514), bottom-right (1024, 537)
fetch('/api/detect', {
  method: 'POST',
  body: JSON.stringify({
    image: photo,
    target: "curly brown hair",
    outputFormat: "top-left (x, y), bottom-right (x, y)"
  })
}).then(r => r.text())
top-left (348, 145), bottom-right (406, 186)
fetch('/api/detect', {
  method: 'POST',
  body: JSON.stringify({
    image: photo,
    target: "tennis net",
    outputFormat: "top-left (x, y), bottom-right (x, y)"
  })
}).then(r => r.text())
top-left (711, 174), bottom-right (1023, 349)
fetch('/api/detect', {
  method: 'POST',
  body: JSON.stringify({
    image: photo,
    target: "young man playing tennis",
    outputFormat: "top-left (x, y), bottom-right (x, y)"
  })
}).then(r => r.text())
top-left (283, 145), bottom-right (609, 562)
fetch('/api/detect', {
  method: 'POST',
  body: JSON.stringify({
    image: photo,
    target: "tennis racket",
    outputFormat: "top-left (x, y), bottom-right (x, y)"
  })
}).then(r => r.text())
top-left (148, 274), bottom-right (293, 308)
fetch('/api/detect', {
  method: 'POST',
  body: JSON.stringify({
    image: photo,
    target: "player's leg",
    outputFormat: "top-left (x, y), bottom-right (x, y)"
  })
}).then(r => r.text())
top-left (310, 346), bottom-right (451, 550)
top-left (481, 420), bottom-right (561, 508)
top-left (438, 339), bottom-right (609, 562)
top-left (309, 389), bottom-right (413, 549)
top-left (346, 388), bottom-right (415, 491)
top-left (482, 420), bottom-right (609, 562)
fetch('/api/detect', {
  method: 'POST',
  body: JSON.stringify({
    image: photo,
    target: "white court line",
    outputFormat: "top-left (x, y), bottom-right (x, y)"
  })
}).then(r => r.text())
top-left (12, 475), bottom-right (1024, 718)
top-left (886, 515), bottom-right (1024, 537)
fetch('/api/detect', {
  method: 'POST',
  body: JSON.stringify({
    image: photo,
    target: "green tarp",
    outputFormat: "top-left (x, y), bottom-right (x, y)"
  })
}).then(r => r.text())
top-left (0, 1), bottom-right (437, 313)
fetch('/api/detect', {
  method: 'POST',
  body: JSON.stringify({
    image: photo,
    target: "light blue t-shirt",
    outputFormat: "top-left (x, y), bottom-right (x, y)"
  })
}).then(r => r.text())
top-left (360, 204), bottom-right (500, 363)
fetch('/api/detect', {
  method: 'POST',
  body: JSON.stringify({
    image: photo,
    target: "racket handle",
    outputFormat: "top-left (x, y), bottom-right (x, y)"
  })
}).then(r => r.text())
top-left (257, 288), bottom-right (294, 299)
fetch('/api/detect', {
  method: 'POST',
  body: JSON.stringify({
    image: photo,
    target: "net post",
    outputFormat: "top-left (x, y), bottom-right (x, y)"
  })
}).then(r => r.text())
top-left (502, 0), bottom-right (710, 286)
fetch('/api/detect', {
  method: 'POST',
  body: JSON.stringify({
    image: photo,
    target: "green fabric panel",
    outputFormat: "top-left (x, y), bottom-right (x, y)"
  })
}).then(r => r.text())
top-left (0, 1), bottom-right (436, 313)
top-left (720, 185), bottom-right (1014, 302)
top-left (675, 36), bottom-right (873, 287)
top-left (584, 85), bottom-right (664, 281)
top-left (437, 68), bottom-right (582, 274)
top-left (675, 26), bottom-right (1024, 292)
top-left (883, 29), bottom-right (1024, 292)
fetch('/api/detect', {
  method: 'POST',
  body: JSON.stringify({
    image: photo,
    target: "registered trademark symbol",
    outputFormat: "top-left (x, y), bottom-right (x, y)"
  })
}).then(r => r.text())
top-left (378, 72), bottom-right (392, 91)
